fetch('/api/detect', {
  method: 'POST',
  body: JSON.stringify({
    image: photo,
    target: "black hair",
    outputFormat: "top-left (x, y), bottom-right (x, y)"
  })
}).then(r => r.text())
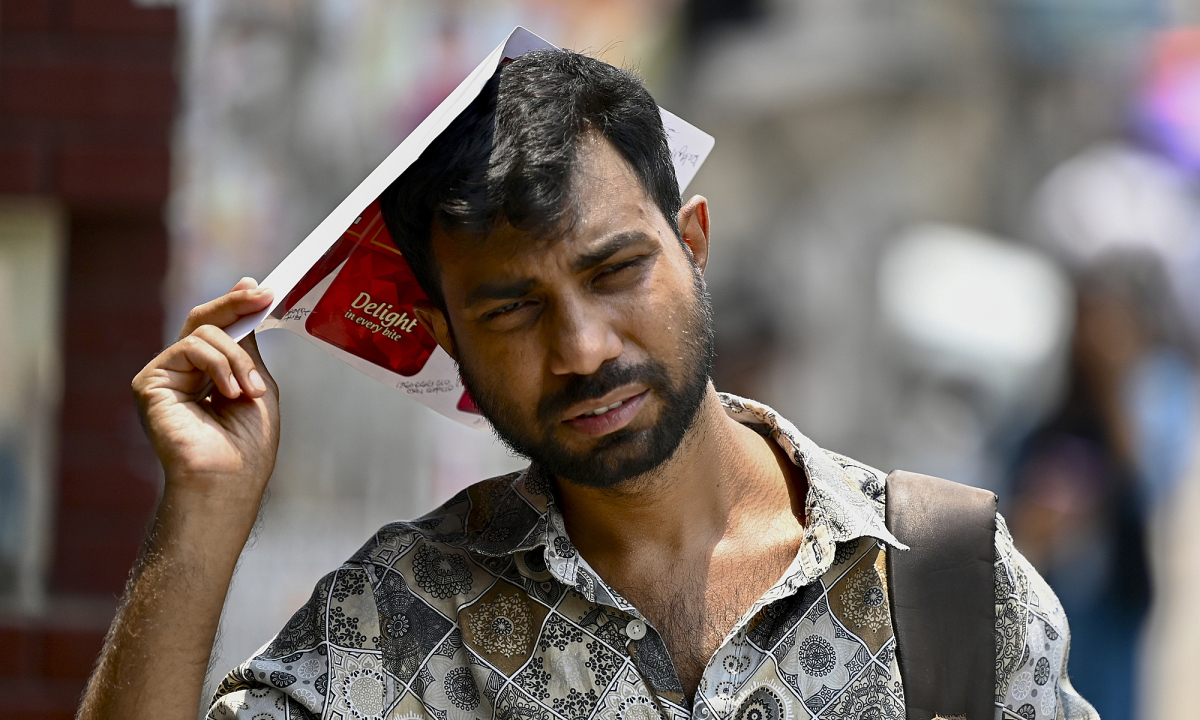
top-left (378, 49), bottom-right (681, 311)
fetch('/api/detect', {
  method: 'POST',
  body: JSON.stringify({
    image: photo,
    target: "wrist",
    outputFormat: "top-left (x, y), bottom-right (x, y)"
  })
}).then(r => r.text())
top-left (160, 463), bottom-right (271, 506)
top-left (154, 479), bottom-right (264, 556)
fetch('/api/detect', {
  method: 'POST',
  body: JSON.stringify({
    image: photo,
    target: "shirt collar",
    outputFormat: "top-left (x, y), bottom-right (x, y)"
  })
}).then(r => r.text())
top-left (465, 393), bottom-right (906, 592)
top-left (719, 394), bottom-right (905, 550)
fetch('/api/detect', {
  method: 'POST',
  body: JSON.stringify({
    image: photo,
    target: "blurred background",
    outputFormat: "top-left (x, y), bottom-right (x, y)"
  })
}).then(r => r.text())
top-left (2, 0), bottom-right (1200, 717)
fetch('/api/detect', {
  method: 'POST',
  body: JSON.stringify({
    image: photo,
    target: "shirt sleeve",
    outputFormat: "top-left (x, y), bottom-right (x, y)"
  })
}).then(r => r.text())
top-left (207, 563), bottom-right (395, 720)
top-left (994, 514), bottom-right (1100, 720)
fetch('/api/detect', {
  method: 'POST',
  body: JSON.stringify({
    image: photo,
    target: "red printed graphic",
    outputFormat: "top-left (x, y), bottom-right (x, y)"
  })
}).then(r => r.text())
top-left (304, 199), bottom-right (439, 376)
top-left (457, 389), bottom-right (482, 415)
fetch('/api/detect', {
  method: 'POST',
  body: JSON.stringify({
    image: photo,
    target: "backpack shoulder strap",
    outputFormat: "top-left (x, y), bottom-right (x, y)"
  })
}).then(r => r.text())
top-left (884, 470), bottom-right (997, 720)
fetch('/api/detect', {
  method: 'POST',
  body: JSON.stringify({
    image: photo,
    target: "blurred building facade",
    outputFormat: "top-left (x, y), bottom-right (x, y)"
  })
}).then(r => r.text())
top-left (0, 1), bottom-right (178, 717)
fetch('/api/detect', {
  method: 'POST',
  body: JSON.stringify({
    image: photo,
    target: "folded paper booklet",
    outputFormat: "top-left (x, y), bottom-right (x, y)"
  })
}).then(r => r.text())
top-left (227, 26), bottom-right (714, 428)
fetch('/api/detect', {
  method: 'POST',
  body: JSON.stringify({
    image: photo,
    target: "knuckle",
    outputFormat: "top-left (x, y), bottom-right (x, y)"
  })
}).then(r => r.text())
top-left (131, 365), bottom-right (154, 400)
top-left (186, 304), bottom-right (207, 322)
top-left (193, 325), bottom-right (223, 344)
top-left (196, 323), bottom-right (228, 344)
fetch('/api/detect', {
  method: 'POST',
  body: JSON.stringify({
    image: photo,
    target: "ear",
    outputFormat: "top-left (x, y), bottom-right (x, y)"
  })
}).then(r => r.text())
top-left (414, 300), bottom-right (457, 361)
top-left (677, 195), bottom-right (711, 273)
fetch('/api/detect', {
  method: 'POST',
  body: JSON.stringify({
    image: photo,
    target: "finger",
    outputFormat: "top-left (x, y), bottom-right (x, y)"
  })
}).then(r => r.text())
top-left (162, 334), bottom-right (242, 399)
top-left (179, 284), bottom-right (272, 339)
top-left (179, 283), bottom-right (274, 340)
top-left (133, 350), bottom-right (212, 401)
top-left (191, 325), bottom-right (268, 399)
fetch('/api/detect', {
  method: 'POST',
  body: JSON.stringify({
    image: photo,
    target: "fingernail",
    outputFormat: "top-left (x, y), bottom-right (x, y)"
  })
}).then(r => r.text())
top-left (228, 373), bottom-right (241, 396)
top-left (249, 369), bottom-right (266, 392)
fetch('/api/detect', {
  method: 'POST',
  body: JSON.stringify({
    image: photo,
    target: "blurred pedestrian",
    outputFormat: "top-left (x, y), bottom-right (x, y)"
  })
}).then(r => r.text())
top-left (1009, 253), bottom-right (1198, 720)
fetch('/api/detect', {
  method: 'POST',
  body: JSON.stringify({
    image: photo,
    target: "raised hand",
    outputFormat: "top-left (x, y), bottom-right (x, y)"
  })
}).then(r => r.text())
top-left (132, 277), bottom-right (279, 501)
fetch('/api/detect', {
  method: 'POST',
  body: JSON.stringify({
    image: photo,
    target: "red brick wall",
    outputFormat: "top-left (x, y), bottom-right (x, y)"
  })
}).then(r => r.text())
top-left (0, 0), bottom-right (177, 715)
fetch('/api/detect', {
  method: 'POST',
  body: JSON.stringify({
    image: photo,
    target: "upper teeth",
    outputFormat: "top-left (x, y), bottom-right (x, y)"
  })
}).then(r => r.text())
top-left (582, 399), bottom-right (625, 417)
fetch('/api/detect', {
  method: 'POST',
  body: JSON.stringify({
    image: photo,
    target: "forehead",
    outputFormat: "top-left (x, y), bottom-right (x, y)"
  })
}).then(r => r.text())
top-left (431, 133), bottom-right (672, 289)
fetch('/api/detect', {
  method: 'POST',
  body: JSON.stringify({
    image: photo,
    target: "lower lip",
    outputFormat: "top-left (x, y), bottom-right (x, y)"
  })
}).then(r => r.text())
top-left (564, 391), bottom-right (649, 437)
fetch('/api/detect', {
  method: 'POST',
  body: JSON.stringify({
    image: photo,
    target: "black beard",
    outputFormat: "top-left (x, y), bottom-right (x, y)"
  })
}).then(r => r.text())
top-left (457, 265), bottom-right (715, 489)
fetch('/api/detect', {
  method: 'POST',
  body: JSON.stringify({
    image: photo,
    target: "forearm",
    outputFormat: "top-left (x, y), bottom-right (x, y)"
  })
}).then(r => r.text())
top-left (77, 483), bottom-right (262, 720)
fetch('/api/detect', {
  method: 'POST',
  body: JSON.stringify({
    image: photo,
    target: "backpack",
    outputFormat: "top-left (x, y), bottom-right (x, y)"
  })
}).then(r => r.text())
top-left (884, 470), bottom-right (997, 720)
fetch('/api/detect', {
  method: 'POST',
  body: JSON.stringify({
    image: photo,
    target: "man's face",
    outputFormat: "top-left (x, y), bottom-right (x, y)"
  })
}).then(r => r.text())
top-left (425, 133), bottom-right (714, 489)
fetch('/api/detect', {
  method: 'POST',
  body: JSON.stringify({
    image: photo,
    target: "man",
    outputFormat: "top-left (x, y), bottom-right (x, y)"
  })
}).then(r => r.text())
top-left (79, 51), bottom-right (1095, 720)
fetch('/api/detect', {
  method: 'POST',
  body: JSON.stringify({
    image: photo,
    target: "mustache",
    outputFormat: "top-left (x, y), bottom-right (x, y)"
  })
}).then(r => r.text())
top-left (538, 359), bottom-right (671, 422)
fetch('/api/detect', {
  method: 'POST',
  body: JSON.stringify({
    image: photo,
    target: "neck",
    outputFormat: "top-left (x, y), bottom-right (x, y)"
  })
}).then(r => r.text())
top-left (555, 387), bottom-right (805, 565)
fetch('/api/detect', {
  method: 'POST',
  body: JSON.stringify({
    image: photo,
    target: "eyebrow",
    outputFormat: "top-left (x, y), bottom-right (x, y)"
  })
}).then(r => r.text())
top-left (465, 278), bottom-right (539, 308)
top-left (570, 231), bottom-right (655, 274)
top-left (463, 231), bottom-right (656, 308)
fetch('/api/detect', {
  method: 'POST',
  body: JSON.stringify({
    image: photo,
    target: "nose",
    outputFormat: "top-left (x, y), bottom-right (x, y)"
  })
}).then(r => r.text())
top-left (546, 296), bottom-right (623, 377)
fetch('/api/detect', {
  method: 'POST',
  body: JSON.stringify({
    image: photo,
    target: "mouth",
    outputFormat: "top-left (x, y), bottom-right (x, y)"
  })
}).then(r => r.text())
top-left (562, 388), bottom-right (650, 437)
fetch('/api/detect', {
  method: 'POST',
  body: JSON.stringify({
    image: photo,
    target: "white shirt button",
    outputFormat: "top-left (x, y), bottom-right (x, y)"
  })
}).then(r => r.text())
top-left (625, 619), bottom-right (647, 640)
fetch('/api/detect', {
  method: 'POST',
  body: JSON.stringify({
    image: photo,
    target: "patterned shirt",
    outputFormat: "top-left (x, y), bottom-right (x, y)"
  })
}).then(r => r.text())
top-left (209, 394), bottom-right (1098, 720)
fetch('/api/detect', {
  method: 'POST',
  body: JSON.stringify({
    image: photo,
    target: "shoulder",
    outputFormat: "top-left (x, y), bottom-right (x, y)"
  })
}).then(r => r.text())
top-left (209, 470), bottom-right (546, 718)
top-left (993, 515), bottom-right (1099, 720)
top-left (343, 468), bottom-right (553, 615)
top-left (209, 562), bottom-right (382, 718)
top-left (221, 468), bottom-right (534, 659)
top-left (859, 466), bottom-right (1099, 719)
top-left (349, 468), bottom-right (543, 564)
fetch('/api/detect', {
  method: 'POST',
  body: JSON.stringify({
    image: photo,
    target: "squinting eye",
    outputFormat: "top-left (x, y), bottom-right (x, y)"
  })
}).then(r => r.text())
top-left (485, 301), bottom-right (527, 320)
top-left (598, 258), bottom-right (642, 279)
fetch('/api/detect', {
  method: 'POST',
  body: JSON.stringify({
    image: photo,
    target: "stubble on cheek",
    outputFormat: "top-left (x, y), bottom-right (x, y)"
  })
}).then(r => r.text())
top-left (452, 256), bottom-right (714, 488)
